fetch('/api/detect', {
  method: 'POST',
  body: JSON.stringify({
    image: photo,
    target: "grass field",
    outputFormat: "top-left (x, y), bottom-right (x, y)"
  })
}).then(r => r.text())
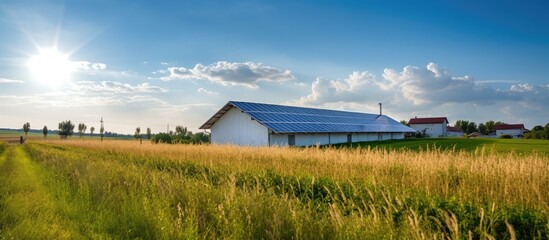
top-left (337, 138), bottom-right (549, 156)
top-left (0, 139), bottom-right (548, 239)
top-left (0, 129), bottom-right (132, 142)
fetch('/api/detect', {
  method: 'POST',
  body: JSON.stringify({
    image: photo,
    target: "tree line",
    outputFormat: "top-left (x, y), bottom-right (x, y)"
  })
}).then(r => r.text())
top-left (525, 124), bottom-right (549, 139)
top-left (20, 121), bottom-right (211, 144)
top-left (453, 120), bottom-right (505, 135)
top-left (150, 125), bottom-right (210, 144)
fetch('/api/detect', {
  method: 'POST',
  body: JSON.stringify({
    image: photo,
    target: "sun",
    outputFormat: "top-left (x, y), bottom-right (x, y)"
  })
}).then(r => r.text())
top-left (27, 47), bottom-right (74, 85)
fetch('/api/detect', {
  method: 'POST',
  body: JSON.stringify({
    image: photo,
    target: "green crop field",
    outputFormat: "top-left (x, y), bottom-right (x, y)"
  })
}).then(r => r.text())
top-left (336, 138), bottom-right (549, 156)
top-left (0, 139), bottom-right (548, 239)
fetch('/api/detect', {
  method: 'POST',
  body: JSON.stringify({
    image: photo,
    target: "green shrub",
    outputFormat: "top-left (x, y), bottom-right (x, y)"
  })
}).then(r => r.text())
top-left (499, 134), bottom-right (513, 139)
top-left (152, 133), bottom-right (173, 143)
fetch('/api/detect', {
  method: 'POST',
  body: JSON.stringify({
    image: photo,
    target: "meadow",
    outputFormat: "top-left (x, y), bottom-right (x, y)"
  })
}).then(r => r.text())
top-left (0, 139), bottom-right (548, 239)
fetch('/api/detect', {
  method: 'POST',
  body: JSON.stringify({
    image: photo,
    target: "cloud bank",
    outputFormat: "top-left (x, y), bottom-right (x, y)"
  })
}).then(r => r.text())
top-left (73, 81), bottom-right (167, 94)
top-left (294, 62), bottom-right (549, 125)
top-left (161, 61), bottom-right (294, 88)
top-left (297, 62), bottom-right (529, 107)
top-left (0, 78), bottom-right (24, 83)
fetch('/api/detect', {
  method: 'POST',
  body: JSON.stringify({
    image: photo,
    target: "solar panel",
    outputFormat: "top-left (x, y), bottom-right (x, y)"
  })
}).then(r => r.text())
top-left (200, 101), bottom-right (416, 133)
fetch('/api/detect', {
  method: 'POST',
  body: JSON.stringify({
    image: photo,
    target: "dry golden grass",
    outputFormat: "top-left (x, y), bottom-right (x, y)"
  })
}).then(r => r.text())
top-left (45, 139), bottom-right (549, 212)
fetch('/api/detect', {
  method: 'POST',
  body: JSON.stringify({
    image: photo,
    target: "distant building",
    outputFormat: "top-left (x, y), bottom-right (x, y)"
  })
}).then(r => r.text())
top-left (495, 124), bottom-right (526, 138)
top-left (200, 101), bottom-right (416, 146)
top-left (446, 126), bottom-right (464, 137)
top-left (408, 117), bottom-right (449, 137)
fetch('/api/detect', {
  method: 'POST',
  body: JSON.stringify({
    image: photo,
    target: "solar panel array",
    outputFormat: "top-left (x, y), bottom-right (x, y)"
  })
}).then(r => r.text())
top-left (228, 101), bottom-right (416, 134)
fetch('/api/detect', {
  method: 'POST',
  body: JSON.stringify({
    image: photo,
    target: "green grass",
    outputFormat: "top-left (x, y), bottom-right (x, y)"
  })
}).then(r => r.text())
top-left (0, 141), bottom-right (547, 239)
top-left (336, 138), bottom-right (549, 156)
top-left (0, 129), bottom-right (44, 137)
top-left (0, 145), bottom-right (82, 238)
top-left (0, 129), bottom-right (133, 140)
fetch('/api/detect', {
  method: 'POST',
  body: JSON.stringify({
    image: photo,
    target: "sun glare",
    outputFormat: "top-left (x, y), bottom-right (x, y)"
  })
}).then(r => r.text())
top-left (27, 47), bottom-right (74, 85)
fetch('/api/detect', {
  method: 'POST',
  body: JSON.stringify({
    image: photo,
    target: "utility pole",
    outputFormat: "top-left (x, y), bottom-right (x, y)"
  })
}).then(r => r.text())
top-left (100, 117), bottom-right (104, 142)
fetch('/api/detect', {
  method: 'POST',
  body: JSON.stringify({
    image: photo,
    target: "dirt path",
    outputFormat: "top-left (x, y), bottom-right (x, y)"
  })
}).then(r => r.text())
top-left (0, 145), bottom-right (80, 238)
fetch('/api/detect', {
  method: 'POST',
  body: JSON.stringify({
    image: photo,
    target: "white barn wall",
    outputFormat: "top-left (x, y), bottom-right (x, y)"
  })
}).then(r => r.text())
top-left (270, 134), bottom-right (288, 146)
top-left (409, 123), bottom-right (446, 137)
top-left (447, 131), bottom-right (463, 137)
top-left (271, 132), bottom-right (406, 146)
top-left (496, 129), bottom-right (524, 138)
top-left (296, 134), bottom-right (328, 146)
top-left (211, 108), bottom-right (269, 146)
top-left (355, 133), bottom-right (379, 141)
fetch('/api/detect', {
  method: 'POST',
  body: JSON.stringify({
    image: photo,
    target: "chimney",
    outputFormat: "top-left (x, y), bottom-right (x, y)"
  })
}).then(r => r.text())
top-left (378, 102), bottom-right (382, 116)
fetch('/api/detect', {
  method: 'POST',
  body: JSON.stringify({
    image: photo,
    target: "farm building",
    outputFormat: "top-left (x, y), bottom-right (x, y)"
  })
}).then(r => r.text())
top-left (446, 126), bottom-right (464, 137)
top-left (200, 101), bottom-right (416, 146)
top-left (495, 124), bottom-right (526, 138)
top-left (408, 117), bottom-right (449, 137)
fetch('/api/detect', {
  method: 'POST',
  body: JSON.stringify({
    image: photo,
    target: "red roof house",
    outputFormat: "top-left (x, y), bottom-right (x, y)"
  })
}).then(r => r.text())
top-left (408, 117), bottom-right (449, 125)
top-left (495, 124), bottom-right (525, 130)
top-left (495, 124), bottom-right (526, 138)
top-left (408, 117), bottom-right (449, 137)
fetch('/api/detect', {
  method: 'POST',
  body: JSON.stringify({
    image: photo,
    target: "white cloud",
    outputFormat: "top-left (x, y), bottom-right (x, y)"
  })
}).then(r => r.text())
top-left (292, 62), bottom-right (548, 126)
top-left (0, 78), bottom-right (24, 83)
top-left (381, 63), bottom-right (520, 105)
top-left (297, 62), bottom-right (523, 107)
top-left (296, 71), bottom-right (391, 105)
top-left (72, 81), bottom-right (167, 94)
top-left (160, 61), bottom-right (294, 88)
top-left (74, 61), bottom-right (107, 71)
top-left (160, 62), bottom-right (168, 65)
top-left (197, 87), bottom-right (219, 95)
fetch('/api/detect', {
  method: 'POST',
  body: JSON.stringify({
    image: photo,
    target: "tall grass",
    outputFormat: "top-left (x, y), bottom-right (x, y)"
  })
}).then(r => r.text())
top-left (1, 140), bottom-right (548, 239)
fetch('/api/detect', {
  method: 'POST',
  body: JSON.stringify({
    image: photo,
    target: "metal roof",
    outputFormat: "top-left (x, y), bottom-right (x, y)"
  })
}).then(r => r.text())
top-left (200, 101), bottom-right (417, 134)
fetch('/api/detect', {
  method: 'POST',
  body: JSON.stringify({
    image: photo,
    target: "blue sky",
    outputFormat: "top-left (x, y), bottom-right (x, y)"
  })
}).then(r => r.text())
top-left (1, 0), bottom-right (548, 134)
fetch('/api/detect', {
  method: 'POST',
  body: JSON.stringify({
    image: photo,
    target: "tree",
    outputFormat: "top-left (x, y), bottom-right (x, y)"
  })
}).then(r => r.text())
top-left (78, 123), bottom-right (87, 138)
top-left (400, 120), bottom-right (409, 126)
top-left (134, 127), bottom-right (141, 140)
top-left (190, 132), bottom-right (211, 143)
top-left (532, 125), bottom-right (544, 132)
top-left (90, 126), bottom-right (95, 138)
top-left (454, 120), bottom-right (469, 133)
top-left (146, 128), bottom-right (152, 140)
top-left (152, 133), bottom-right (173, 144)
top-left (525, 123), bottom-right (549, 140)
top-left (100, 126), bottom-right (105, 141)
top-left (466, 122), bottom-right (478, 134)
top-left (484, 120), bottom-right (496, 135)
top-left (23, 122), bottom-right (30, 139)
top-left (478, 123), bottom-right (487, 135)
top-left (494, 121), bottom-right (506, 130)
top-left (42, 125), bottom-right (48, 140)
top-left (175, 126), bottom-right (187, 136)
top-left (58, 120), bottom-right (75, 139)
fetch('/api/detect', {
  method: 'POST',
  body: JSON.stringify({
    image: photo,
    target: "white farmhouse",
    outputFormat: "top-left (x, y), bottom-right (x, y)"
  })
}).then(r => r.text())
top-left (408, 117), bottom-right (449, 137)
top-left (495, 124), bottom-right (526, 138)
top-left (200, 101), bottom-right (416, 146)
